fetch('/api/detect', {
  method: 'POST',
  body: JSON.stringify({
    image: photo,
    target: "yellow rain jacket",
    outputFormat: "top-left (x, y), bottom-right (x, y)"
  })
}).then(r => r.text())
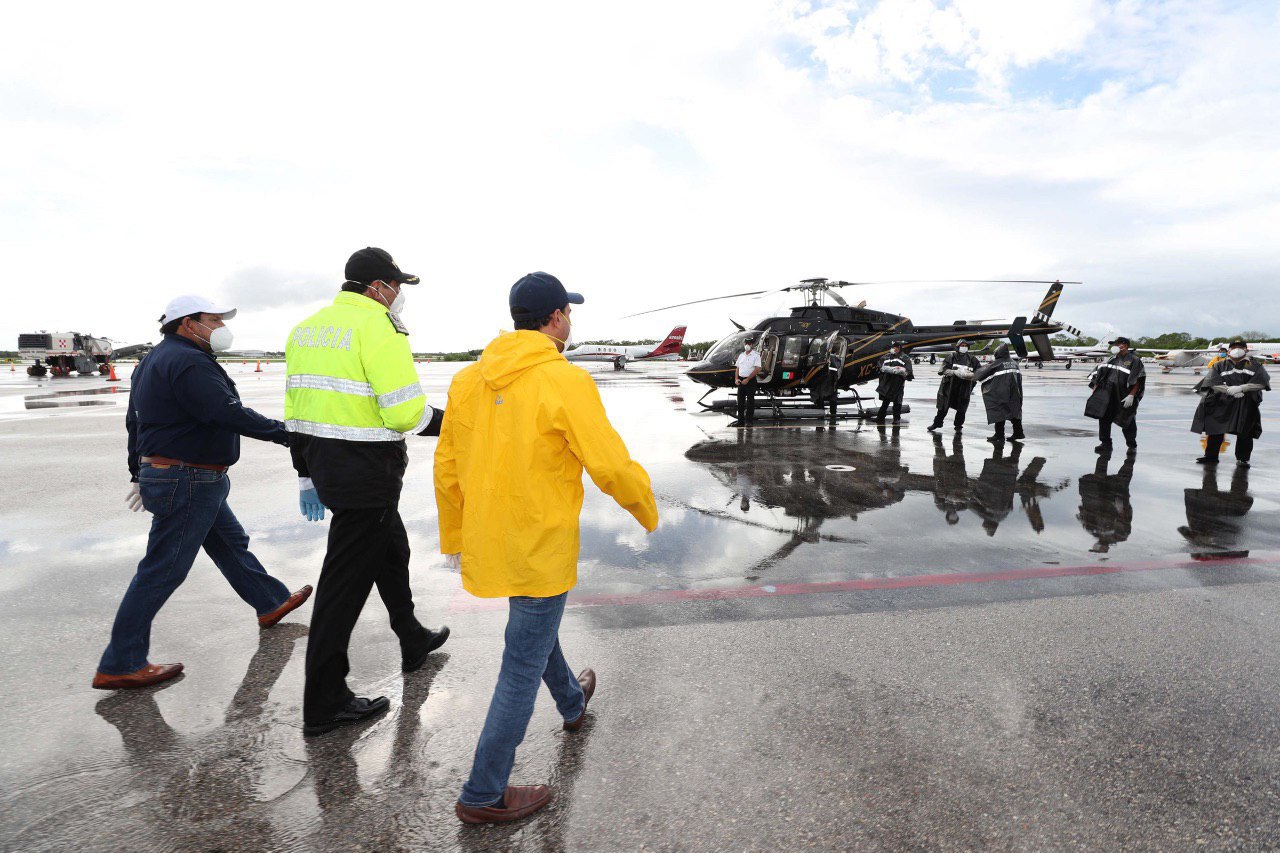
top-left (435, 331), bottom-right (658, 598)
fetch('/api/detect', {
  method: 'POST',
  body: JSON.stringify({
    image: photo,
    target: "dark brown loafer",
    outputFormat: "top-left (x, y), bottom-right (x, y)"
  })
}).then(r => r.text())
top-left (92, 662), bottom-right (184, 690)
top-left (563, 668), bottom-right (596, 731)
top-left (259, 585), bottom-right (313, 628)
top-left (456, 785), bottom-right (552, 824)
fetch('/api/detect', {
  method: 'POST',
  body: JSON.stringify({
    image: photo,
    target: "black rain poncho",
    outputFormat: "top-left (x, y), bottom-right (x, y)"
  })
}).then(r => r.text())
top-left (1084, 351), bottom-right (1146, 425)
top-left (875, 352), bottom-right (913, 402)
top-left (973, 344), bottom-right (1022, 424)
top-left (1190, 357), bottom-right (1271, 438)
top-left (936, 351), bottom-right (980, 410)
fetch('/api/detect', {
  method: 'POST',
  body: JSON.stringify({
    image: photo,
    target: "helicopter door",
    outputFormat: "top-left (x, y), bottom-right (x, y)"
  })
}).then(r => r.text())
top-left (825, 331), bottom-right (847, 381)
top-left (756, 333), bottom-right (780, 383)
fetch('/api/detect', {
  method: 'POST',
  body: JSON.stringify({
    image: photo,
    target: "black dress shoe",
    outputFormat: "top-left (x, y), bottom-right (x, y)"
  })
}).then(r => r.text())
top-left (303, 696), bottom-right (390, 737)
top-left (1195, 456), bottom-right (1219, 465)
top-left (402, 626), bottom-right (451, 673)
top-left (1095, 442), bottom-right (1112, 454)
top-left (1237, 460), bottom-right (1251, 468)
top-left (986, 435), bottom-right (1004, 443)
top-left (926, 424), bottom-right (941, 432)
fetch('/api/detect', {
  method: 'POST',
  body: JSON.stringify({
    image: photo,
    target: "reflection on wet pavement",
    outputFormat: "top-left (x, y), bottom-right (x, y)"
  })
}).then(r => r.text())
top-left (6, 362), bottom-right (1280, 849)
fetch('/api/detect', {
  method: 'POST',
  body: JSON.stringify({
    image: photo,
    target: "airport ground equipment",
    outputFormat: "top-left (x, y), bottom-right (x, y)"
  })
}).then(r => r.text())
top-left (18, 331), bottom-right (151, 377)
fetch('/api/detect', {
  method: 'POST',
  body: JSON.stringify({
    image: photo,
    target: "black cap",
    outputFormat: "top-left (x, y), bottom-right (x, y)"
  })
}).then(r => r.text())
top-left (1229, 338), bottom-right (1248, 348)
top-left (956, 339), bottom-right (969, 347)
top-left (1109, 336), bottom-right (1130, 346)
top-left (509, 272), bottom-right (584, 320)
top-left (344, 247), bottom-right (419, 286)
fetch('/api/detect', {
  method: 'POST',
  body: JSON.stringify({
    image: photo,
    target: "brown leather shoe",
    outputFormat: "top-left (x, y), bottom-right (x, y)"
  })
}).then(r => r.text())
top-left (456, 785), bottom-right (552, 824)
top-left (563, 668), bottom-right (596, 731)
top-left (258, 585), bottom-right (313, 628)
top-left (92, 662), bottom-right (184, 690)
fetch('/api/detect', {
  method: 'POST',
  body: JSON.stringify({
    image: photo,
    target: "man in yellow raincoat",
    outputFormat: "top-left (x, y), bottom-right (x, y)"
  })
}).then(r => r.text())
top-left (436, 272), bottom-right (658, 824)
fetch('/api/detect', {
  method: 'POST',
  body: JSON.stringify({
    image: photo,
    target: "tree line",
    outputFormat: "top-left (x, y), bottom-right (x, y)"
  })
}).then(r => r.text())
top-left (1051, 332), bottom-right (1275, 349)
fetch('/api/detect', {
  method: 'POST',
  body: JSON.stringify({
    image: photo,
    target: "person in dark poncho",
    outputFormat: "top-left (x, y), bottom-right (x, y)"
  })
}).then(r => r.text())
top-left (1085, 336), bottom-right (1145, 453)
top-left (1191, 338), bottom-right (1270, 467)
top-left (874, 340), bottom-right (913, 423)
top-left (928, 339), bottom-right (980, 433)
top-left (974, 343), bottom-right (1024, 443)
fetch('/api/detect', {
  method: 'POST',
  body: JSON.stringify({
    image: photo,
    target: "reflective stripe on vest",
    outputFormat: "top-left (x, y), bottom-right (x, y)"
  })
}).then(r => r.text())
top-left (981, 368), bottom-right (1019, 385)
top-left (1220, 368), bottom-right (1256, 377)
top-left (287, 373), bottom-right (424, 409)
top-left (1097, 362), bottom-right (1131, 375)
top-left (285, 419), bottom-right (405, 442)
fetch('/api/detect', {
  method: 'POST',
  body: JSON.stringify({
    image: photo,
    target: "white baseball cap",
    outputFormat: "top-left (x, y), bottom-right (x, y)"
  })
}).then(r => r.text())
top-left (160, 295), bottom-right (237, 324)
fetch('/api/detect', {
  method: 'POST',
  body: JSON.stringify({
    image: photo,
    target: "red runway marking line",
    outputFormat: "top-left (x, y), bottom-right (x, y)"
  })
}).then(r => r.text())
top-left (446, 552), bottom-right (1280, 613)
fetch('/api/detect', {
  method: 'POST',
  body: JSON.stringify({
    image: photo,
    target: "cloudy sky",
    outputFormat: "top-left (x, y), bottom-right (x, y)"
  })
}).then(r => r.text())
top-left (3, 0), bottom-right (1277, 352)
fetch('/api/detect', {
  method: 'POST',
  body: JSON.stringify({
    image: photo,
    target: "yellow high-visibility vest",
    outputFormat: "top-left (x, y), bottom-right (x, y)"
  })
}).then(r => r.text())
top-left (284, 292), bottom-right (434, 440)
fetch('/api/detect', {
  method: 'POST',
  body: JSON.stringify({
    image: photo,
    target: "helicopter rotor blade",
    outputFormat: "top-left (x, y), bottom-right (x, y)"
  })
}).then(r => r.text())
top-left (620, 289), bottom-right (771, 319)
top-left (821, 279), bottom-right (1081, 289)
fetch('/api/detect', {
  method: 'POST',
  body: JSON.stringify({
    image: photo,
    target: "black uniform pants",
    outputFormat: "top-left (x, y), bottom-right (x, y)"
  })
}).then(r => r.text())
top-left (931, 400), bottom-right (968, 429)
top-left (736, 384), bottom-right (756, 421)
top-left (1099, 416), bottom-right (1137, 447)
top-left (1206, 434), bottom-right (1254, 462)
top-left (304, 505), bottom-right (423, 724)
top-left (993, 419), bottom-right (1023, 439)
top-left (876, 397), bottom-right (903, 422)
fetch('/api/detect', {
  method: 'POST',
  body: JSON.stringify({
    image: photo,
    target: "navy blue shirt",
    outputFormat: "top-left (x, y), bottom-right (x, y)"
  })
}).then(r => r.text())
top-left (126, 335), bottom-right (288, 480)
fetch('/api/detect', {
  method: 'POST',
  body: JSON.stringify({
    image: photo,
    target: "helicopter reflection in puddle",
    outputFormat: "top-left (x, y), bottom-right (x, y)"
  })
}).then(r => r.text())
top-left (680, 428), bottom-right (1069, 578)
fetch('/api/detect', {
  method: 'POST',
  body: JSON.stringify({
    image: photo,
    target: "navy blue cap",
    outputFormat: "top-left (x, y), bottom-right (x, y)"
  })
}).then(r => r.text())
top-left (509, 272), bottom-right (584, 320)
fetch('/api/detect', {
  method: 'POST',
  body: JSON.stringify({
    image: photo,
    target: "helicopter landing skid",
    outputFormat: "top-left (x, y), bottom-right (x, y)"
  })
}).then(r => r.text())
top-left (696, 390), bottom-right (908, 422)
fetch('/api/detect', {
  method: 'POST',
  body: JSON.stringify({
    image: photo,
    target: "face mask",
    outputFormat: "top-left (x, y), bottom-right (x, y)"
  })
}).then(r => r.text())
top-left (371, 283), bottom-right (404, 314)
top-left (1110, 345), bottom-right (1120, 355)
top-left (197, 321), bottom-right (233, 353)
top-left (958, 347), bottom-right (968, 354)
top-left (1230, 348), bottom-right (1246, 359)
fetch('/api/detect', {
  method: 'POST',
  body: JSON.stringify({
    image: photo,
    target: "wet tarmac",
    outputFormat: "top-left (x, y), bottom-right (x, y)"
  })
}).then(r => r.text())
top-left (3, 361), bottom-right (1280, 850)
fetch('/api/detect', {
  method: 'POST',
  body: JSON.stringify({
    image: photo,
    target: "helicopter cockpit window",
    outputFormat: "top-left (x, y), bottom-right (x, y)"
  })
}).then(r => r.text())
top-left (806, 337), bottom-right (825, 362)
top-left (704, 331), bottom-right (759, 367)
top-left (779, 336), bottom-right (806, 367)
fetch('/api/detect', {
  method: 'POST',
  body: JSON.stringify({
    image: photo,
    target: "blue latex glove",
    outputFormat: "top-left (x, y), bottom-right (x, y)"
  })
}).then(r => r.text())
top-left (299, 486), bottom-right (327, 522)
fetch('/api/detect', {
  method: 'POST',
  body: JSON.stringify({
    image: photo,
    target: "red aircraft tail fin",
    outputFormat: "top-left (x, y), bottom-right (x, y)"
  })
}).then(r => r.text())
top-left (646, 326), bottom-right (687, 358)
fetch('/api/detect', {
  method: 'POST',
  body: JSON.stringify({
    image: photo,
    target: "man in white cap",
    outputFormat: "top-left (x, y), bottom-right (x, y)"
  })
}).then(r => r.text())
top-left (92, 295), bottom-right (312, 690)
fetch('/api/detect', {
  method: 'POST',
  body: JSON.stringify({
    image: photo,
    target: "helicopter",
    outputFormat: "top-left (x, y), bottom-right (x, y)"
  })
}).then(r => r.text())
top-left (626, 278), bottom-right (1081, 416)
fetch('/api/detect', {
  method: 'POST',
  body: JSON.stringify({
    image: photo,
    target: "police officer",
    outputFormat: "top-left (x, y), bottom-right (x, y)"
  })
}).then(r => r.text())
top-left (1192, 338), bottom-right (1270, 467)
top-left (1085, 336), bottom-right (1145, 453)
top-left (927, 339), bottom-right (979, 433)
top-left (94, 296), bottom-right (312, 690)
top-left (734, 337), bottom-right (762, 423)
top-left (874, 340), bottom-right (913, 423)
top-left (285, 248), bottom-right (449, 736)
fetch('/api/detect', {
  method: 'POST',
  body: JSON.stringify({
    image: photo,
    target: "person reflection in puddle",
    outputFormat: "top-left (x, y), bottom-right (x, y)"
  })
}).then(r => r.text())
top-left (970, 443), bottom-right (1064, 536)
top-left (1179, 466), bottom-right (1254, 553)
top-left (93, 624), bottom-right (308, 849)
top-left (1076, 450), bottom-right (1136, 553)
top-left (931, 433), bottom-right (971, 525)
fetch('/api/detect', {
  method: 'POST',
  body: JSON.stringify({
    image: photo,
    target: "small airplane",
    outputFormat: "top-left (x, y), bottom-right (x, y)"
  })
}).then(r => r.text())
top-left (627, 278), bottom-right (1080, 417)
top-left (1151, 342), bottom-right (1280, 373)
top-left (565, 326), bottom-right (686, 371)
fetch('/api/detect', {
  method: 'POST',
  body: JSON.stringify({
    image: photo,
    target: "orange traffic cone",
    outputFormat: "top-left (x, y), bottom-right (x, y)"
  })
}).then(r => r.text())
top-left (255, 360), bottom-right (263, 373)
top-left (107, 363), bottom-right (121, 382)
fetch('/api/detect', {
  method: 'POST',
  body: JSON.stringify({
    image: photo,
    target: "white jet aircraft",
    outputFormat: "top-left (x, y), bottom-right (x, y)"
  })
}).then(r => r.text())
top-left (565, 326), bottom-right (687, 370)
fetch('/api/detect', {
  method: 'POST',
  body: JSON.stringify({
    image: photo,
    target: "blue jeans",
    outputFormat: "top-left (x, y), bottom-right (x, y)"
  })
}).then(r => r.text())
top-left (97, 465), bottom-right (291, 675)
top-left (459, 593), bottom-right (585, 806)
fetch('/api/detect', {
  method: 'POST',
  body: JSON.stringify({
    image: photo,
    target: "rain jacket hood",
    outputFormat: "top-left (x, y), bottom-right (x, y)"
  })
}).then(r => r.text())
top-left (435, 331), bottom-right (659, 598)
top-left (478, 330), bottom-right (565, 390)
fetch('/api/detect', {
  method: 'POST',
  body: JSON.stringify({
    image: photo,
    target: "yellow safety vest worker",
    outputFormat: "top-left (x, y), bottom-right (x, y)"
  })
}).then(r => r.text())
top-left (285, 292), bottom-right (437, 439)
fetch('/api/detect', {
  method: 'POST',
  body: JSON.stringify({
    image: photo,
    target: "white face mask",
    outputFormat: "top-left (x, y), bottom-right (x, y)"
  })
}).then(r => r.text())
top-left (1110, 345), bottom-right (1121, 355)
top-left (958, 346), bottom-right (968, 354)
top-left (371, 282), bottom-right (405, 314)
top-left (197, 321), bottom-right (234, 352)
top-left (1230, 347), bottom-right (1246, 360)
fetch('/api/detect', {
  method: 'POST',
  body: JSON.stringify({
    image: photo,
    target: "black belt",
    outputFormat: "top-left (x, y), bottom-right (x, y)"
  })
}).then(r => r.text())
top-left (141, 455), bottom-right (229, 472)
